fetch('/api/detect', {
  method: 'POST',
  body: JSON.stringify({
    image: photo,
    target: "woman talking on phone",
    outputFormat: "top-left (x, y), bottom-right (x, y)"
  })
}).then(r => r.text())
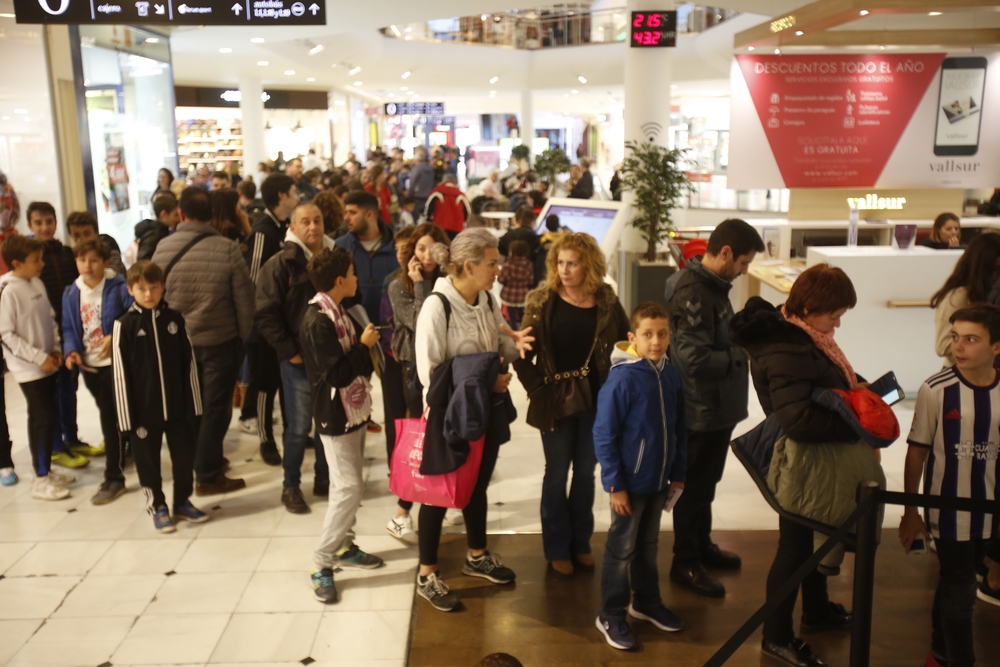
top-left (384, 223), bottom-right (449, 542)
top-left (412, 228), bottom-right (534, 612)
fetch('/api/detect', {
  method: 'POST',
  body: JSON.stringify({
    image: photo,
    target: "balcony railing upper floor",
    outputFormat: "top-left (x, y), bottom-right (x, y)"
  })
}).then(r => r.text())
top-left (380, 3), bottom-right (741, 50)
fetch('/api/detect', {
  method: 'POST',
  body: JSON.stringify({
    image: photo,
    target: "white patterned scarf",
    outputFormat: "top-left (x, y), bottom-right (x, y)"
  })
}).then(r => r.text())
top-left (310, 291), bottom-right (373, 430)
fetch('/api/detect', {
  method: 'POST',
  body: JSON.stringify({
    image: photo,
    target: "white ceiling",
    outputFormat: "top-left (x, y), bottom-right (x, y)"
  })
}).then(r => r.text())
top-left (166, 1), bottom-right (1000, 115)
top-left (169, 3), bottom-right (756, 115)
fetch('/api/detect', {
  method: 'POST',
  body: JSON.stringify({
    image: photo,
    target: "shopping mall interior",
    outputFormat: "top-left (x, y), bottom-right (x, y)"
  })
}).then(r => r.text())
top-left (0, 0), bottom-right (999, 666)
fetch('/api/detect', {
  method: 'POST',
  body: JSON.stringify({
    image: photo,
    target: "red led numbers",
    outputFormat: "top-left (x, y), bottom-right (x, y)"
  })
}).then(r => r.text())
top-left (630, 10), bottom-right (676, 48)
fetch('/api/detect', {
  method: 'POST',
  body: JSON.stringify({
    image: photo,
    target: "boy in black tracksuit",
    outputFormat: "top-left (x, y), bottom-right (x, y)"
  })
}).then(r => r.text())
top-left (113, 260), bottom-right (209, 534)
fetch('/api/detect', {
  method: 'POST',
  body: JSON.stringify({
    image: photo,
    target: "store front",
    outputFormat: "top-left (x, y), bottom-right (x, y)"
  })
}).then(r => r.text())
top-left (76, 24), bottom-right (177, 249)
top-left (173, 87), bottom-right (331, 177)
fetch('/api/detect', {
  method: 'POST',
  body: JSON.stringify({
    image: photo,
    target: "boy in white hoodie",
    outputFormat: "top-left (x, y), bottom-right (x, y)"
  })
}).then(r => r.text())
top-left (0, 235), bottom-right (70, 500)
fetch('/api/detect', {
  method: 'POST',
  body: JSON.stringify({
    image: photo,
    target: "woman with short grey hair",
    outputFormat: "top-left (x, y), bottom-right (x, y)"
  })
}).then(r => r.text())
top-left (412, 227), bottom-right (534, 612)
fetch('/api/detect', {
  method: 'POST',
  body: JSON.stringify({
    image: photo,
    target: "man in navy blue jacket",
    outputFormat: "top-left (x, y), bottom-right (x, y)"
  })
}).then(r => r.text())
top-left (593, 302), bottom-right (687, 652)
top-left (335, 191), bottom-right (398, 434)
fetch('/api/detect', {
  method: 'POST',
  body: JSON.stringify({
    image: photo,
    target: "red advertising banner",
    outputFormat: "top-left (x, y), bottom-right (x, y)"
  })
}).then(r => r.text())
top-left (735, 54), bottom-right (945, 188)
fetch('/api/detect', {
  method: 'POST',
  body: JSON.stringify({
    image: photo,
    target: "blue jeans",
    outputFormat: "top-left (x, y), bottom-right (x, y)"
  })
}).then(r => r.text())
top-left (600, 486), bottom-right (670, 620)
top-left (279, 360), bottom-right (327, 489)
top-left (540, 413), bottom-right (597, 561)
top-left (52, 365), bottom-right (78, 453)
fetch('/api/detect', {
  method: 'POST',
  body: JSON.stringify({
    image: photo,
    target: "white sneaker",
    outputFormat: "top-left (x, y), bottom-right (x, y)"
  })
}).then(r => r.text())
top-left (386, 514), bottom-right (418, 544)
top-left (32, 475), bottom-right (70, 501)
top-left (46, 470), bottom-right (76, 487)
top-left (443, 508), bottom-right (465, 526)
top-left (238, 418), bottom-right (258, 434)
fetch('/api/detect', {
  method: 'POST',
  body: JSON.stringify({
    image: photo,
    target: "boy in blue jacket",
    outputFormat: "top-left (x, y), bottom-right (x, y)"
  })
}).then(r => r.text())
top-left (62, 239), bottom-right (132, 505)
top-left (593, 302), bottom-right (687, 651)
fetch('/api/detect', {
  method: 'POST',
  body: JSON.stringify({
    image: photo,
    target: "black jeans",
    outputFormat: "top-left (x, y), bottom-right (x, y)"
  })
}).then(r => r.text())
top-left (241, 339), bottom-right (280, 445)
top-left (418, 433), bottom-right (501, 566)
top-left (19, 374), bottom-right (57, 475)
top-left (382, 355), bottom-right (412, 511)
top-left (540, 413), bottom-right (597, 561)
top-left (401, 359), bottom-right (423, 418)
top-left (81, 367), bottom-right (124, 482)
top-left (762, 516), bottom-right (832, 645)
top-left (672, 427), bottom-right (735, 566)
top-left (131, 418), bottom-right (196, 511)
top-left (193, 338), bottom-right (243, 484)
top-left (0, 366), bottom-right (12, 469)
top-left (931, 538), bottom-right (984, 667)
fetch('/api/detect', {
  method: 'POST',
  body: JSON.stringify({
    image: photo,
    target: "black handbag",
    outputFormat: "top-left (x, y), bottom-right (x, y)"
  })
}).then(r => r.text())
top-left (545, 336), bottom-right (599, 421)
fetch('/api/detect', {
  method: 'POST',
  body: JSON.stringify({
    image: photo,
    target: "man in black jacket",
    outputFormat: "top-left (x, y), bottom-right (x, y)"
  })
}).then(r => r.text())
top-left (134, 193), bottom-right (180, 262)
top-left (256, 202), bottom-right (334, 513)
top-left (240, 173), bottom-right (298, 464)
top-left (666, 218), bottom-right (763, 598)
top-left (568, 158), bottom-right (594, 199)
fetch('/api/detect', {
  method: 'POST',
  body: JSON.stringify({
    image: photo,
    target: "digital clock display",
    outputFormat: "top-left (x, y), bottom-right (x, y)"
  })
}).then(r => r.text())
top-left (630, 11), bottom-right (677, 48)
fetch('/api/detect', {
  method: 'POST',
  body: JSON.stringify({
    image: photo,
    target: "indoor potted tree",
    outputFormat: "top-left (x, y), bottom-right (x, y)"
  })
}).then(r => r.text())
top-left (619, 140), bottom-right (692, 261)
top-left (510, 143), bottom-right (531, 171)
top-left (619, 140), bottom-right (693, 307)
top-left (533, 147), bottom-right (572, 192)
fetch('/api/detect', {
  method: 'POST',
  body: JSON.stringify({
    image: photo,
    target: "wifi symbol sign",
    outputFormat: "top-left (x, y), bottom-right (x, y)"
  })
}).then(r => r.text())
top-left (640, 122), bottom-right (662, 142)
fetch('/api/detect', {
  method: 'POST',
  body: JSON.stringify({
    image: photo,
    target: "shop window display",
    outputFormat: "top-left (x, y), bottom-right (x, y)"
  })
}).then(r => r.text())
top-left (79, 25), bottom-right (178, 253)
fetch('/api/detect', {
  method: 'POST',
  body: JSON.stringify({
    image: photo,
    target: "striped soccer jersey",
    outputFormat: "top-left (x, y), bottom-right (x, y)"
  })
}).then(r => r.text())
top-left (907, 366), bottom-right (999, 541)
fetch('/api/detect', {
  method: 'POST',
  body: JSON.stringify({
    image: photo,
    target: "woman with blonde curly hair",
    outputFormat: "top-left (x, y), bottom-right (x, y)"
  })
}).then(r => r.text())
top-left (513, 232), bottom-right (630, 578)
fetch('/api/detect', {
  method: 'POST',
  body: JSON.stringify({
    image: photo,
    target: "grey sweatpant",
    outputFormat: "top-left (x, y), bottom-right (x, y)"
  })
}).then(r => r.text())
top-left (313, 428), bottom-right (366, 570)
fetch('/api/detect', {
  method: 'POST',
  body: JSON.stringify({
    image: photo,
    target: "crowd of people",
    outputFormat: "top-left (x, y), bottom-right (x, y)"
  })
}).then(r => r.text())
top-left (0, 146), bottom-right (998, 667)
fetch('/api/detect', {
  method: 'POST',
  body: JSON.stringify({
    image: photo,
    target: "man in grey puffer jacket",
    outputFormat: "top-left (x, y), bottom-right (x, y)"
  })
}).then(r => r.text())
top-left (153, 188), bottom-right (255, 496)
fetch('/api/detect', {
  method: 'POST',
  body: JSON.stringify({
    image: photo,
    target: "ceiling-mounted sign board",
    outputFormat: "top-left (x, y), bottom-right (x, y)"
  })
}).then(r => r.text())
top-left (13, 0), bottom-right (326, 24)
top-left (384, 102), bottom-right (445, 116)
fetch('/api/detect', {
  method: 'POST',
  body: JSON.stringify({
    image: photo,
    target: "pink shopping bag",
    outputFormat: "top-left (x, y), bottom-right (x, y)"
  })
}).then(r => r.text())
top-left (389, 413), bottom-right (484, 510)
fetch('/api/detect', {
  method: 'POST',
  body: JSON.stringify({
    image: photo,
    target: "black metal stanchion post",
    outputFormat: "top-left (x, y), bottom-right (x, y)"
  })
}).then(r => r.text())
top-left (849, 481), bottom-right (882, 667)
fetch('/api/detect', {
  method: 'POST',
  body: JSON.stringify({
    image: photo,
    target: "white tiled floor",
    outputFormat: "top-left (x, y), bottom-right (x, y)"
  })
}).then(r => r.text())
top-left (0, 366), bottom-right (915, 667)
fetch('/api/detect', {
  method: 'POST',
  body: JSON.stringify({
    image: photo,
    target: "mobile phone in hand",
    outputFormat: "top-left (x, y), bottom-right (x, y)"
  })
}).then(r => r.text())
top-left (910, 536), bottom-right (928, 555)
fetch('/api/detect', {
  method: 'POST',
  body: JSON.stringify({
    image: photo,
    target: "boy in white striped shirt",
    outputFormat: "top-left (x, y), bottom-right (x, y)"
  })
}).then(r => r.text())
top-left (902, 304), bottom-right (1000, 667)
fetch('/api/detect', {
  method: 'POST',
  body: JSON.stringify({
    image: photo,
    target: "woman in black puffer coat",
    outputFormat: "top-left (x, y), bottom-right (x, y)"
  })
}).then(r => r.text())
top-left (730, 264), bottom-right (862, 667)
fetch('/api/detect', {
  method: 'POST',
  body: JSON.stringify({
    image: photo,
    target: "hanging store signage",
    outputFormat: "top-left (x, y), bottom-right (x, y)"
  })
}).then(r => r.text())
top-left (629, 11), bottom-right (676, 48)
top-left (13, 0), bottom-right (326, 25)
top-left (729, 53), bottom-right (1000, 188)
top-left (384, 102), bottom-right (445, 116)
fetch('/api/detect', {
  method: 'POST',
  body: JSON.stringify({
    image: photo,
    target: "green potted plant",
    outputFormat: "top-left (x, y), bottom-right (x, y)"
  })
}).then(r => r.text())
top-left (619, 140), bottom-right (693, 261)
top-left (533, 147), bottom-right (572, 189)
top-left (510, 143), bottom-right (531, 170)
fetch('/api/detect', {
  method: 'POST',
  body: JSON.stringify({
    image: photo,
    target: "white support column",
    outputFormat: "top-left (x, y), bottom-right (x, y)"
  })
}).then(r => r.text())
top-left (239, 77), bottom-right (267, 177)
top-left (520, 89), bottom-right (534, 162)
top-left (622, 0), bottom-right (674, 252)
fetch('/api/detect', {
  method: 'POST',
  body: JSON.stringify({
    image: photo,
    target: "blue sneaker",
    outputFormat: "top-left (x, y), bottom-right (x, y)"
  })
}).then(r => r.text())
top-left (628, 603), bottom-right (685, 632)
top-left (153, 507), bottom-right (176, 534)
top-left (173, 501), bottom-right (210, 523)
top-left (595, 614), bottom-right (637, 650)
top-left (0, 467), bottom-right (18, 486)
top-left (336, 544), bottom-right (383, 569)
top-left (310, 568), bottom-right (338, 603)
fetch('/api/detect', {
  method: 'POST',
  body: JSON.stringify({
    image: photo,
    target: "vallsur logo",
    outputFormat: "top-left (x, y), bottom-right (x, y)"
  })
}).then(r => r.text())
top-left (38, 0), bottom-right (71, 14)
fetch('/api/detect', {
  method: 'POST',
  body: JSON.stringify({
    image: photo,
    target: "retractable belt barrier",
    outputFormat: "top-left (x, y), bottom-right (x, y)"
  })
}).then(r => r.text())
top-left (705, 484), bottom-right (1000, 667)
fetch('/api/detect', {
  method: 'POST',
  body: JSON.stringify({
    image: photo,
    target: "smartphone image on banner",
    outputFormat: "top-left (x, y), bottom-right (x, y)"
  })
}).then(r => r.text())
top-left (934, 56), bottom-right (988, 156)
